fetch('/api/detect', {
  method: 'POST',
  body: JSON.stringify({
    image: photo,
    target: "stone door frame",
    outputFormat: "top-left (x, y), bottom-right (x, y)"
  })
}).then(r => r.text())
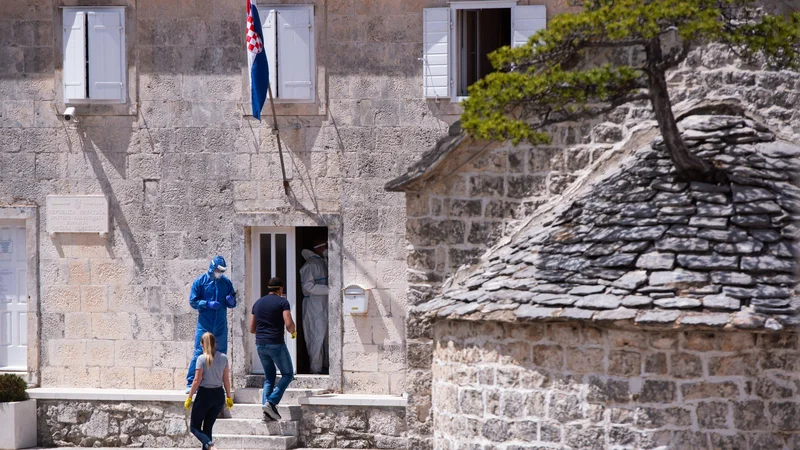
top-left (0, 206), bottom-right (40, 386)
top-left (230, 212), bottom-right (343, 392)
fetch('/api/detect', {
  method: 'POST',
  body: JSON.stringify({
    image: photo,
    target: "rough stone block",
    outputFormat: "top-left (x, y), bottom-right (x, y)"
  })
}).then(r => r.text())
top-left (92, 313), bottom-right (133, 340)
top-left (638, 380), bottom-right (676, 403)
top-left (64, 313), bottom-right (92, 339)
top-left (697, 401), bottom-right (730, 429)
top-left (134, 368), bottom-right (174, 390)
top-left (608, 350), bottom-right (641, 377)
top-left (86, 340), bottom-right (115, 367)
top-left (115, 340), bottom-right (153, 368)
top-left (48, 339), bottom-right (86, 367)
top-left (566, 347), bottom-right (605, 373)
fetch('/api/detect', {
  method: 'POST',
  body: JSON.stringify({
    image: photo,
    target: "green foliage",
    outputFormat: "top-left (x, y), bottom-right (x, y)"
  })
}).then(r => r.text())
top-left (462, 0), bottom-right (800, 146)
top-left (0, 374), bottom-right (29, 403)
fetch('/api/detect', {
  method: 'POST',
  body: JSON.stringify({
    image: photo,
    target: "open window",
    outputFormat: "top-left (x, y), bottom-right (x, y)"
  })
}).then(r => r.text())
top-left (423, 3), bottom-right (546, 101)
top-left (457, 8), bottom-right (511, 96)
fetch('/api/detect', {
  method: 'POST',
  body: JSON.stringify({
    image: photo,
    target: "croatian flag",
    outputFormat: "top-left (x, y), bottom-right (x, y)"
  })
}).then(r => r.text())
top-left (246, 0), bottom-right (269, 121)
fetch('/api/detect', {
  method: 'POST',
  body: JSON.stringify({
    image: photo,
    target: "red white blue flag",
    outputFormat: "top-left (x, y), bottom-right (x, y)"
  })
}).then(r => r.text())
top-left (247, 0), bottom-right (269, 120)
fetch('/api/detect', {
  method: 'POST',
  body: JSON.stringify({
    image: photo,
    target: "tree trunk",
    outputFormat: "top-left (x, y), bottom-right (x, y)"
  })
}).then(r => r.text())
top-left (644, 38), bottom-right (714, 181)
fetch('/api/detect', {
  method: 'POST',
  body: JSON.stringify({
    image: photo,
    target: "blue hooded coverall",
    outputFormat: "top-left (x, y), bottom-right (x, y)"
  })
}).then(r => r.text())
top-left (186, 256), bottom-right (237, 387)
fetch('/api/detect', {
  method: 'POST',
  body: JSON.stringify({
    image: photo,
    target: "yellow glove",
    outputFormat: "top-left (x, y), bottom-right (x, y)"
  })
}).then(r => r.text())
top-left (290, 331), bottom-right (297, 339)
top-left (184, 397), bottom-right (192, 410)
top-left (226, 397), bottom-right (234, 409)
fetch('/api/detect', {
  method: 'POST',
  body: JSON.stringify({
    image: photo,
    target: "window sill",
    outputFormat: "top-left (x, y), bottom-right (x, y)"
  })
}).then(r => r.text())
top-left (57, 102), bottom-right (137, 117)
top-left (237, 101), bottom-right (326, 117)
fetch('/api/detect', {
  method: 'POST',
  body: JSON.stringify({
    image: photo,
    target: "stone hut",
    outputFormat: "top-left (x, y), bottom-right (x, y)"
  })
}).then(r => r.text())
top-left (390, 109), bottom-right (800, 448)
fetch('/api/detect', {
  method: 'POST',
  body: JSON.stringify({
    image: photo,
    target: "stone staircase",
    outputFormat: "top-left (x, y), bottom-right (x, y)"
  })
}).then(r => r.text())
top-left (211, 386), bottom-right (323, 450)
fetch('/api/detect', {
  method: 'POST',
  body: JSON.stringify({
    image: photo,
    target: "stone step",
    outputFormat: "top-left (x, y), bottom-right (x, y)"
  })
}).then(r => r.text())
top-left (234, 387), bottom-right (326, 404)
top-left (213, 434), bottom-right (297, 449)
top-left (230, 403), bottom-right (302, 420)
top-left (244, 374), bottom-right (329, 389)
top-left (214, 417), bottom-right (298, 436)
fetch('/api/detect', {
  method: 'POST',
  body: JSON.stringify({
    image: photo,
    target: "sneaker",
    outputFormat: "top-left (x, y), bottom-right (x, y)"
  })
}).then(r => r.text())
top-left (261, 411), bottom-right (275, 422)
top-left (263, 402), bottom-right (281, 421)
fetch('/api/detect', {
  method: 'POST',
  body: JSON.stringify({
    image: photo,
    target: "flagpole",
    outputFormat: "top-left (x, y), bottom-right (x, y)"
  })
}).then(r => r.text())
top-left (267, 84), bottom-right (290, 195)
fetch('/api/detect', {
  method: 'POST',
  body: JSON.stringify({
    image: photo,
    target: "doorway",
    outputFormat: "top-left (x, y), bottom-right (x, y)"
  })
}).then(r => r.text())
top-left (0, 220), bottom-right (27, 371)
top-left (250, 226), bottom-right (329, 376)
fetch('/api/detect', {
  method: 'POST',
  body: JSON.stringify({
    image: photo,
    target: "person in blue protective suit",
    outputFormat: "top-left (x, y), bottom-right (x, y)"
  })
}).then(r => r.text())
top-left (186, 256), bottom-right (238, 393)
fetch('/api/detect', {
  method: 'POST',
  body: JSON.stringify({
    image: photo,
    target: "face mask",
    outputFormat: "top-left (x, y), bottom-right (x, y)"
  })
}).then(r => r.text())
top-left (322, 249), bottom-right (329, 259)
top-left (214, 271), bottom-right (223, 279)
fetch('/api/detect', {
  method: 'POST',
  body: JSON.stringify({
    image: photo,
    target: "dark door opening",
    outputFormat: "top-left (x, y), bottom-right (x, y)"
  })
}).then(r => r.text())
top-left (295, 226), bottom-right (329, 375)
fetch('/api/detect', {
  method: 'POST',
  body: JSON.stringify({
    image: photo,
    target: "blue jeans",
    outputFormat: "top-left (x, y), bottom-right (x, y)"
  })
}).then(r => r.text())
top-left (256, 343), bottom-right (294, 406)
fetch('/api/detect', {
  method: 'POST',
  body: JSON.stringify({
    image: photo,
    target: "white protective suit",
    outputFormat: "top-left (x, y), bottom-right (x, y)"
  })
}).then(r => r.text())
top-left (300, 249), bottom-right (328, 374)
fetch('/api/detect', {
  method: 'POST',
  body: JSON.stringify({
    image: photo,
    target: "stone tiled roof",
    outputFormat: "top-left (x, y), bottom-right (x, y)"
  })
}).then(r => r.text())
top-left (415, 115), bottom-right (800, 331)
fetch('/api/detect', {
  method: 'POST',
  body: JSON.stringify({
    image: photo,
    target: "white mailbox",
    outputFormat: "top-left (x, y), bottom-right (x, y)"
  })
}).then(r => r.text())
top-left (343, 284), bottom-right (368, 315)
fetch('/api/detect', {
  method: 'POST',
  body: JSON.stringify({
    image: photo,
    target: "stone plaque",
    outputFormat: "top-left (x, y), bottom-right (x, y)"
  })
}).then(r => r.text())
top-left (46, 195), bottom-right (109, 235)
top-left (0, 240), bottom-right (11, 254)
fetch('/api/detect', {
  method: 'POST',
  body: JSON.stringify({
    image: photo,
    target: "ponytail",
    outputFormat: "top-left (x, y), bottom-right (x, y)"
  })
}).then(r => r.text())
top-left (201, 332), bottom-right (216, 367)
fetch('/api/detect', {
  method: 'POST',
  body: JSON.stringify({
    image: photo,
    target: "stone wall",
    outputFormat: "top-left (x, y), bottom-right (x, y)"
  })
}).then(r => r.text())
top-left (402, 43), bottom-right (800, 449)
top-left (0, 0), bottom-right (508, 394)
top-left (299, 405), bottom-right (406, 449)
top-left (37, 400), bottom-right (193, 448)
top-left (433, 320), bottom-right (800, 449)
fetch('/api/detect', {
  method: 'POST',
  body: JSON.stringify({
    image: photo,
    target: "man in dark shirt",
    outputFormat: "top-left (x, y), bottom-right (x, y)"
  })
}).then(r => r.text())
top-left (249, 277), bottom-right (296, 421)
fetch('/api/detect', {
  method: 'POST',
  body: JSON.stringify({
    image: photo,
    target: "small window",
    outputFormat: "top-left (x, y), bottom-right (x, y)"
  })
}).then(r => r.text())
top-left (62, 7), bottom-right (126, 104)
top-left (256, 5), bottom-right (315, 102)
top-left (422, 4), bottom-right (546, 101)
top-left (457, 8), bottom-right (511, 96)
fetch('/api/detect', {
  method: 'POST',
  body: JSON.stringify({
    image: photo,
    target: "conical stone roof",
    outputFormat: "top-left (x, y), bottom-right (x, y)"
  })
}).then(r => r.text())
top-left (415, 115), bottom-right (800, 331)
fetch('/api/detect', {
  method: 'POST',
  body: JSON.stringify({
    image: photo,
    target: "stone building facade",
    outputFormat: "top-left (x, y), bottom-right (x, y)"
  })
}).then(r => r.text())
top-left (389, 38), bottom-right (800, 450)
top-left (0, 0), bottom-right (580, 448)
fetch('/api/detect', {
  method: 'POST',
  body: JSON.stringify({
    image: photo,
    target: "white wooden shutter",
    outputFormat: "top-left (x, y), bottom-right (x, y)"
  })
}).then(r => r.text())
top-left (276, 7), bottom-right (314, 101)
top-left (87, 9), bottom-right (125, 102)
top-left (258, 7), bottom-right (278, 97)
top-left (512, 5), bottom-right (546, 48)
top-left (62, 10), bottom-right (87, 102)
top-left (423, 8), bottom-right (450, 99)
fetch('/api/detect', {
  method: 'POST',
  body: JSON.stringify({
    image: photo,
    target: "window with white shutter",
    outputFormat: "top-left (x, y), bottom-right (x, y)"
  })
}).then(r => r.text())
top-left (62, 10), bottom-right (86, 102)
top-left (423, 8), bottom-right (451, 99)
top-left (424, 2), bottom-right (546, 101)
top-left (62, 7), bottom-right (126, 104)
top-left (512, 5), bottom-right (547, 48)
top-left (256, 5), bottom-right (315, 102)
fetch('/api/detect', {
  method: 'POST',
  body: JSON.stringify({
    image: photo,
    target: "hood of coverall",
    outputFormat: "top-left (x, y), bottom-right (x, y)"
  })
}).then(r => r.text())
top-left (208, 256), bottom-right (228, 276)
top-left (302, 249), bottom-right (319, 260)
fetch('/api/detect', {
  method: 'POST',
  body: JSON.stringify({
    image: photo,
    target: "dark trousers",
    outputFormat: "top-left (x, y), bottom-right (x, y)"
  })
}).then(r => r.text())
top-left (190, 387), bottom-right (225, 449)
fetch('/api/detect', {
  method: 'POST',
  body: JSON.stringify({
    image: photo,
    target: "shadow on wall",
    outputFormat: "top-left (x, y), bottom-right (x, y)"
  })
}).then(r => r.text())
top-left (54, 118), bottom-right (143, 270)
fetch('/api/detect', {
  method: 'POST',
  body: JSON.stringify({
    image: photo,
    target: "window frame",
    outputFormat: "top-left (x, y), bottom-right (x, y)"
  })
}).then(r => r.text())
top-left (256, 4), bottom-right (316, 104)
top-left (449, 0), bottom-right (518, 102)
top-left (62, 6), bottom-right (127, 105)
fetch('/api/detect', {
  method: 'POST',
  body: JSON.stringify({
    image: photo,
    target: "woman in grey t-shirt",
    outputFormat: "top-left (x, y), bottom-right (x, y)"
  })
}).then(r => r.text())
top-left (185, 332), bottom-right (234, 450)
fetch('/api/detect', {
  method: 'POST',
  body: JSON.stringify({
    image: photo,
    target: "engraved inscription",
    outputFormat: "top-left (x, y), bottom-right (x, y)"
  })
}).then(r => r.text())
top-left (46, 196), bottom-right (109, 234)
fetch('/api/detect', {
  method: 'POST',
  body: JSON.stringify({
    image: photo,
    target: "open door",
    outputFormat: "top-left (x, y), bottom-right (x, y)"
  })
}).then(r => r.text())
top-left (250, 228), bottom-right (297, 374)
